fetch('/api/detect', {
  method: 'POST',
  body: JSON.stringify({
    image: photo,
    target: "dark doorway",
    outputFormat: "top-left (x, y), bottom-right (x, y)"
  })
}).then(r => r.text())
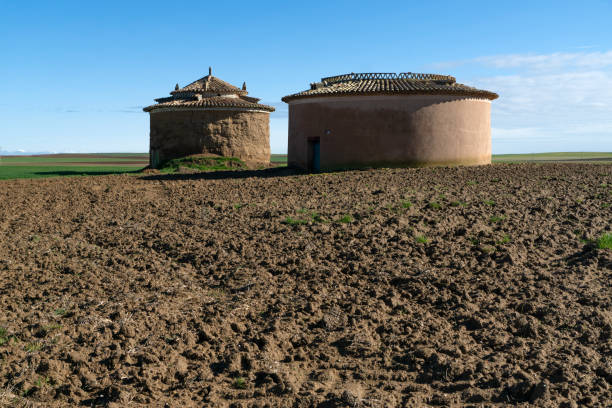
top-left (308, 138), bottom-right (320, 172)
top-left (150, 149), bottom-right (160, 168)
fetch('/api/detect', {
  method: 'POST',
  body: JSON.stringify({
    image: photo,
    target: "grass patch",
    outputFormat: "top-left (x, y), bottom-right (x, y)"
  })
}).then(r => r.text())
top-left (415, 235), bottom-right (429, 244)
top-left (450, 201), bottom-right (467, 207)
top-left (159, 156), bottom-right (247, 173)
top-left (0, 327), bottom-right (8, 346)
top-left (597, 233), bottom-right (612, 250)
top-left (489, 215), bottom-right (506, 223)
top-left (310, 212), bottom-right (326, 223)
top-left (42, 323), bottom-right (62, 332)
top-left (337, 215), bottom-right (353, 223)
top-left (428, 202), bottom-right (442, 210)
top-left (497, 235), bottom-right (511, 245)
top-left (34, 376), bottom-right (50, 388)
top-left (284, 217), bottom-right (308, 226)
top-left (401, 201), bottom-right (412, 209)
top-left (233, 377), bottom-right (247, 389)
top-left (25, 342), bottom-right (41, 353)
top-left (483, 200), bottom-right (496, 206)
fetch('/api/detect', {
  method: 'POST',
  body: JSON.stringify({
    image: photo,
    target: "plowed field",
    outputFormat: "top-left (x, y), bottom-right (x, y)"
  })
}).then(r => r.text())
top-left (0, 164), bottom-right (610, 407)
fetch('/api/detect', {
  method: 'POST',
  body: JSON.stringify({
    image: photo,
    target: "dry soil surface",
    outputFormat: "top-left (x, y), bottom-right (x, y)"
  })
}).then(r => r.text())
top-left (0, 164), bottom-right (610, 407)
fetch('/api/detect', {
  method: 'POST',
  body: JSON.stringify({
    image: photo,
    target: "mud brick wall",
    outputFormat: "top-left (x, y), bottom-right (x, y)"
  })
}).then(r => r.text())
top-left (149, 110), bottom-right (270, 167)
top-left (287, 95), bottom-right (491, 171)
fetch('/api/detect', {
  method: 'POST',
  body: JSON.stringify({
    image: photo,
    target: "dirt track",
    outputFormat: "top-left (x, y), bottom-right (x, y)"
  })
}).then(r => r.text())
top-left (0, 164), bottom-right (610, 407)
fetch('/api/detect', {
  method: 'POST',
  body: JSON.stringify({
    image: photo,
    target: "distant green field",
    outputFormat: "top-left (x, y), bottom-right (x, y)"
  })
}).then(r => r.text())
top-left (492, 152), bottom-right (612, 163)
top-left (0, 153), bottom-right (148, 180)
top-left (271, 154), bottom-right (288, 163)
top-left (0, 166), bottom-right (143, 180)
top-left (1, 152), bottom-right (610, 180)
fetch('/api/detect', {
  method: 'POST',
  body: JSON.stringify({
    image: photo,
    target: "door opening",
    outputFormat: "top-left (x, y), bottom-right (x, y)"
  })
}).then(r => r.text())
top-left (151, 149), bottom-right (160, 168)
top-left (308, 138), bottom-right (320, 172)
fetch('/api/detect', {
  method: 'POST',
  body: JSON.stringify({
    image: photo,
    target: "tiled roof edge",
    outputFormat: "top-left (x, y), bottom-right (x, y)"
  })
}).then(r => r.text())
top-left (143, 99), bottom-right (275, 113)
top-left (282, 88), bottom-right (499, 103)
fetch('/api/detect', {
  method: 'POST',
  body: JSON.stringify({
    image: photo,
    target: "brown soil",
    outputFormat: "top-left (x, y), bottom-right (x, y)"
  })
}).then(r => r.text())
top-left (0, 164), bottom-right (610, 407)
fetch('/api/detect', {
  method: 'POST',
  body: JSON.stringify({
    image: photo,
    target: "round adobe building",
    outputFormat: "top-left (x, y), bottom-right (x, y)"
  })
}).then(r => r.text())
top-left (282, 72), bottom-right (498, 171)
top-left (144, 68), bottom-right (275, 168)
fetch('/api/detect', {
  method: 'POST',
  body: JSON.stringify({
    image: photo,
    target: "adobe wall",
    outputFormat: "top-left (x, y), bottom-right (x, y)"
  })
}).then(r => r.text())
top-left (149, 109), bottom-right (270, 168)
top-left (287, 95), bottom-right (491, 170)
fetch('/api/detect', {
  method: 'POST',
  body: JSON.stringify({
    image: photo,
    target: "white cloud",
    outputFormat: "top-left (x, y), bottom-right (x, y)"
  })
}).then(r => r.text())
top-left (447, 50), bottom-right (612, 152)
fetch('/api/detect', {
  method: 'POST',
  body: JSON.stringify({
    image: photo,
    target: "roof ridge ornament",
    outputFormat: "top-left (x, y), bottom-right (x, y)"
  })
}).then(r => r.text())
top-left (320, 72), bottom-right (457, 84)
top-left (145, 70), bottom-right (276, 112)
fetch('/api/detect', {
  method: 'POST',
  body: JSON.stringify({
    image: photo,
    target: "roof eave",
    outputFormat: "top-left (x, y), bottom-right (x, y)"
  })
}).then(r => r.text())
top-left (282, 90), bottom-right (498, 103)
top-left (144, 104), bottom-right (275, 113)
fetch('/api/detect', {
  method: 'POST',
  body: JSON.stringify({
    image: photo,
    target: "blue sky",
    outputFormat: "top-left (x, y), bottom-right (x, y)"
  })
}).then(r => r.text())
top-left (1, 0), bottom-right (611, 154)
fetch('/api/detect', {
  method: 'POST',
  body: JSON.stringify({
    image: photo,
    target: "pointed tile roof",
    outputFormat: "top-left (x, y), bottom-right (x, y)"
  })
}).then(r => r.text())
top-left (171, 74), bottom-right (246, 96)
top-left (282, 72), bottom-right (498, 102)
top-left (144, 68), bottom-right (274, 113)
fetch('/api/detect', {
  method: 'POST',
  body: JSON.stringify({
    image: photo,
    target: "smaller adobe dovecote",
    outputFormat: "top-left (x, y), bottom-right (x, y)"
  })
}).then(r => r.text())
top-left (144, 68), bottom-right (274, 168)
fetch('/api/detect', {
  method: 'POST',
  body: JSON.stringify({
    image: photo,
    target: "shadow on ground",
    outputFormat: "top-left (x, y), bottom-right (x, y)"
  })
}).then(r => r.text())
top-left (140, 167), bottom-right (303, 181)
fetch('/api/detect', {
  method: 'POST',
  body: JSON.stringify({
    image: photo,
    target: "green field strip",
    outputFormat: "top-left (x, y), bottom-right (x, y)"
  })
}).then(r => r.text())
top-left (271, 154), bottom-right (288, 163)
top-left (0, 166), bottom-right (143, 180)
top-left (88, 153), bottom-right (149, 157)
top-left (493, 152), bottom-right (612, 162)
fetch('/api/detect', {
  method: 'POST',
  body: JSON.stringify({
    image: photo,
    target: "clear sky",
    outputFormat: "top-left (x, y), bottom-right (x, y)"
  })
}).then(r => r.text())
top-left (1, 0), bottom-right (611, 154)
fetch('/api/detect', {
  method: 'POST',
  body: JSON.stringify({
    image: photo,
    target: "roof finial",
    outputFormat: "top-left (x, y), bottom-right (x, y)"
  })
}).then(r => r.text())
top-left (175, 83), bottom-right (179, 91)
top-left (209, 66), bottom-right (212, 76)
top-left (242, 82), bottom-right (247, 91)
